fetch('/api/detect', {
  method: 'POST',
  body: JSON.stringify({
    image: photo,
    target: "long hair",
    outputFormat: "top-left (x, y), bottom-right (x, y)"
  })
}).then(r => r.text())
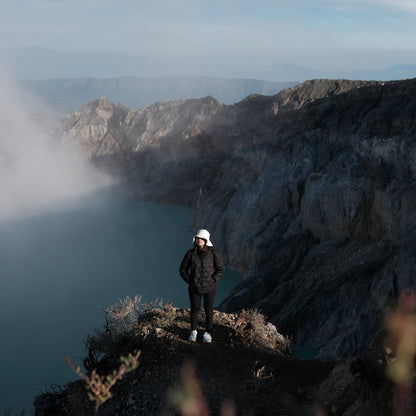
top-left (193, 241), bottom-right (208, 253)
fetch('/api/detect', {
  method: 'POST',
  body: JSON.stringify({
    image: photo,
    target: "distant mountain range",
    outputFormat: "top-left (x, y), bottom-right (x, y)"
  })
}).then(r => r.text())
top-left (4, 46), bottom-right (416, 89)
top-left (16, 76), bottom-right (297, 115)
top-left (4, 47), bottom-right (416, 115)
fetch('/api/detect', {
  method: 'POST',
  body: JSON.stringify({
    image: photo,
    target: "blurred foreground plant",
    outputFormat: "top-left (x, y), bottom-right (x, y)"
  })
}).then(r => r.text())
top-left (169, 361), bottom-right (210, 416)
top-left (168, 361), bottom-right (236, 416)
top-left (65, 350), bottom-right (141, 414)
top-left (385, 290), bottom-right (416, 416)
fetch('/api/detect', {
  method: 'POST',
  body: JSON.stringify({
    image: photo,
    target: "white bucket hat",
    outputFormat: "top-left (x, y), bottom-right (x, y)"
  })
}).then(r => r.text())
top-left (193, 229), bottom-right (213, 247)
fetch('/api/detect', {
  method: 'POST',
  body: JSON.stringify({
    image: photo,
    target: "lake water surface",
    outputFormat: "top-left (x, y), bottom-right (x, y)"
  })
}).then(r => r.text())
top-left (0, 192), bottom-right (240, 412)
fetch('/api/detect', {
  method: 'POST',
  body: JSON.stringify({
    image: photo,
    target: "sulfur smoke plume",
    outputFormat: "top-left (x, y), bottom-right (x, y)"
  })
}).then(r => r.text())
top-left (0, 71), bottom-right (112, 221)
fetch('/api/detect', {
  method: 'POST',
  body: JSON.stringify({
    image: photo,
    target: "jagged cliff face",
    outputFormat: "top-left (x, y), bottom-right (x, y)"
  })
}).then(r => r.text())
top-left (62, 78), bottom-right (416, 359)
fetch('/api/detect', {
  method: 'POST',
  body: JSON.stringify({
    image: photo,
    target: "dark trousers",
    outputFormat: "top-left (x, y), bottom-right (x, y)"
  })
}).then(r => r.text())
top-left (189, 286), bottom-right (217, 332)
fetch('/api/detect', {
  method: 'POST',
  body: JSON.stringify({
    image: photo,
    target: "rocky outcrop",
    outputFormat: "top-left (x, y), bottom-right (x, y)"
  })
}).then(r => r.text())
top-left (34, 306), bottom-right (394, 416)
top-left (209, 79), bottom-right (416, 360)
top-left (61, 78), bottom-right (416, 360)
top-left (63, 96), bottom-right (225, 158)
top-left (34, 307), bottom-right (297, 416)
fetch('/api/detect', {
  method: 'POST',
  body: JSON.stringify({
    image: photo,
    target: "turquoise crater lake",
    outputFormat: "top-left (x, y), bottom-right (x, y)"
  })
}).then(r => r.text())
top-left (0, 191), bottom-right (240, 412)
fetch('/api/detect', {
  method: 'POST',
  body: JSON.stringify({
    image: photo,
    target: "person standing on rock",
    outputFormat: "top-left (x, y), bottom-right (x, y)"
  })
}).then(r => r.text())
top-left (179, 229), bottom-right (225, 343)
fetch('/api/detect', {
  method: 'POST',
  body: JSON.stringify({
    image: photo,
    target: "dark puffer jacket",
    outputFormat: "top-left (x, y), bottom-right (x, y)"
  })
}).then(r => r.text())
top-left (179, 246), bottom-right (225, 295)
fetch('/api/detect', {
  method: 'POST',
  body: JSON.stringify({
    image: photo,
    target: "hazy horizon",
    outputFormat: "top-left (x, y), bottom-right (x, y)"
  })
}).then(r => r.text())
top-left (3, 46), bottom-right (416, 82)
top-left (2, 1), bottom-right (416, 82)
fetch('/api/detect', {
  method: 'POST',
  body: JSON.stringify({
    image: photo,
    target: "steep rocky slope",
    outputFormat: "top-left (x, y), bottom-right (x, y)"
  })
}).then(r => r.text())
top-left (61, 78), bottom-right (416, 361)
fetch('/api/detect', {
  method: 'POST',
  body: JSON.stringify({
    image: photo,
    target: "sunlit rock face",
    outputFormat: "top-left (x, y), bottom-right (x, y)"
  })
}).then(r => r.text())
top-left (62, 78), bottom-right (416, 359)
top-left (62, 96), bottom-right (225, 157)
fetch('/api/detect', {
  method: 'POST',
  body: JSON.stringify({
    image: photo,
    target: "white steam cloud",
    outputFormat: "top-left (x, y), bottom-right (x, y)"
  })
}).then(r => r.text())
top-left (0, 70), bottom-right (112, 221)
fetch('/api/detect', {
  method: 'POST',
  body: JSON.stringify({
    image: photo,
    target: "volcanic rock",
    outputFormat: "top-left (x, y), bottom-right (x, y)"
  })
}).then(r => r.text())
top-left (61, 78), bottom-right (416, 361)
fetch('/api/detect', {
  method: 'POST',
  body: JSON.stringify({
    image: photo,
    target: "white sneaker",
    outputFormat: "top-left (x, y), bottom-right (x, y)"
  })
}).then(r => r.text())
top-left (188, 330), bottom-right (197, 342)
top-left (203, 332), bottom-right (212, 343)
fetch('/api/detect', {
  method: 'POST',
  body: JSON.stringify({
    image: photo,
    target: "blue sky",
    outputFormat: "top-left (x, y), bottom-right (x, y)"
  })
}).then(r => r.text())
top-left (1, 0), bottom-right (416, 79)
